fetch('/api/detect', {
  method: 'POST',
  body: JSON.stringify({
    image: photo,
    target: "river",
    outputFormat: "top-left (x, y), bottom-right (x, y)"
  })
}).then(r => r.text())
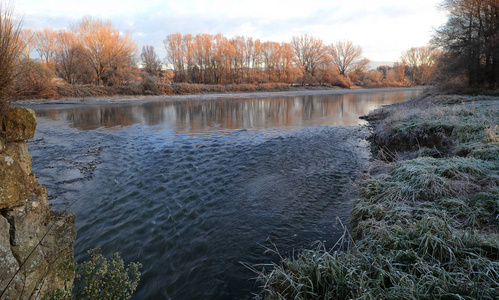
top-left (26, 88), bottom-right (422, 299)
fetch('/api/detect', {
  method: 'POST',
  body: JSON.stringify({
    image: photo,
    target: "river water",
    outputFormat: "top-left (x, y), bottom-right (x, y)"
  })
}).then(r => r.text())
top-left (27, 89), bottom-right (421, 299)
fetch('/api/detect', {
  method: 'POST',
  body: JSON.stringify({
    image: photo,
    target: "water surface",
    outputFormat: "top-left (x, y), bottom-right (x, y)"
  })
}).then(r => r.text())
top-left (27, 89), bottom-right (421, 299)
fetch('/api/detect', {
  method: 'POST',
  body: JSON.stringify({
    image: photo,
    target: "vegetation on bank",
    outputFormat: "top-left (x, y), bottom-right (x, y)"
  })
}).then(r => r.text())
top-left (21, 82), bottom-right (300, 99)
top-left (1, 0), bottom-right (496, 298)
top-left (44, 249), bottom-right (141, 300)
top-left (254, 93), bottom-right (499, 299)
top-left (255, 1), bottom-right (498, 295)
top-left (1, 0), bottom-right (495, 102)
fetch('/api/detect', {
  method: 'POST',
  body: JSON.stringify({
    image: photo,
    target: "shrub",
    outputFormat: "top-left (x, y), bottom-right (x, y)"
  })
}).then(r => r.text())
top-left (140, 75), bottom-right (161, 95)
top-left (13, 59), bottom-right (56, 98)
top-left (56, 84), bottom-right (117, 98)
top-left (45, 248), bottom-right (141, 300)
top-left (0, 4), bottom-right (24, 116)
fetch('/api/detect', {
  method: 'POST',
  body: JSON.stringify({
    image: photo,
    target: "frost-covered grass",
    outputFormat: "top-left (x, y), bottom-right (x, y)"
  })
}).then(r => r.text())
top-left (254, 95), bottom-right (499, 299)
top-left (371, 103), bottom-right (499, 155)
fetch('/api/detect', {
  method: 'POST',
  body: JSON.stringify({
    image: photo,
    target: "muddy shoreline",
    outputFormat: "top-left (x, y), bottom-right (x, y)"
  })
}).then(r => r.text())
top-left (13, 87), bottom-right (425, 107)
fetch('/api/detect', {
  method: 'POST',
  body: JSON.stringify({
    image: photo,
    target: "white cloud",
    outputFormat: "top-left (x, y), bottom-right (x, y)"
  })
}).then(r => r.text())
top-left (15, 0), bottom-right (447, 62)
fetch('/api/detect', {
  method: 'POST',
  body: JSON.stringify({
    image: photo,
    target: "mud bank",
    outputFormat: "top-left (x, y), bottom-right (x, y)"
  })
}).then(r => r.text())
top-left (14, 87), bottom-right (424, 106)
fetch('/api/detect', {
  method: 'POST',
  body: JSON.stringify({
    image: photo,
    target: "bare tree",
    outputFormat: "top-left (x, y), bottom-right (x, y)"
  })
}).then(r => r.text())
top-left (348, 58), bottom-right (370, 84)
top-left (0, 3), bottom-right (24, 115)
top-left (141, 45), bottom-right (161, 74)
top-left (55, 30), bottom-right (94, 84)
top-left (401, 46), bottom-right (441, 84)
top-left (433, 0), bottom-right (498, 88)
top-left (12, 57), bottom-right (54, 97)
top-left (229, 36), bottom-right (246, 83)
top-left (328, 40), bottom-right (364, 76)
top-left (291, 34), bottom-right (326, 83)
top-left (183, 34), bottom-right (195, 82)
top-left (72, 16), bottom-right (137, 86)
top-left (262, 41), bottom-right (280, 82)
top-left (194, 33), bottom-right (214, 84)
top-left (164, 33), bottom-right (186, 82)
top-left (20, 28), bottom-right (35, 59)
top-left (34, 28), bottom-right (58, 68)
top-left (212, 33), bottom-right (235, 84)
top-left (279, 42), bottom-right (298, 83)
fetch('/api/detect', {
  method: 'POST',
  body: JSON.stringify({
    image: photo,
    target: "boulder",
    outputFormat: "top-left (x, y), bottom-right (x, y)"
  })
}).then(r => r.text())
top-left (1, 107), bottom-right (37, 142)
top-left (0, 107), bottom-right (75, 299)
top-left (4, 142), bottom-right (32, 175)
top-left (0, 215), bottom-right (21, 297)
top-left (0, 154), bottom-right (30, 210)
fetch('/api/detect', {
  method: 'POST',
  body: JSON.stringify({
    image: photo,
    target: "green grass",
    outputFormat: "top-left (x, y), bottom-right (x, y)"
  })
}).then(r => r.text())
top-left (254, 95), bottom-right (499, 300)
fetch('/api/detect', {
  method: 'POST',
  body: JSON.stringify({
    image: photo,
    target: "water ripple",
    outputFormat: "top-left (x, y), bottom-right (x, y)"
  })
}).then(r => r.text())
top-left (27, 91), bottom-right (421, 299)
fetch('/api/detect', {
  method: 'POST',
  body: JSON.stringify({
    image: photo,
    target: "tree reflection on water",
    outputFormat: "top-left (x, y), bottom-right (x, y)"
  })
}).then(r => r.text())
top-left (35, 90), bottom-right (421, 132)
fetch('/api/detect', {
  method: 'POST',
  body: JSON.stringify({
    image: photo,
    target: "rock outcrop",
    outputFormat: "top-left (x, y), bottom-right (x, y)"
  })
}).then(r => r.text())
top-left (0, 108), bottom-right (76, 299)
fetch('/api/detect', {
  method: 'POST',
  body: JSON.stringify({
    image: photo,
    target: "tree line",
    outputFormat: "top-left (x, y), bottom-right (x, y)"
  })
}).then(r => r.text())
top-left (20, 22), bottom-right (442, 92)
top-left (1, 0), bottom-right (496, 106)
top-left (433, 0), bottom-right (498, 89)
top-left (163, 33), bottom-right (375, 86)
top-left (15, 18), bottom-right (444, 93)
top-left (19, 16), bottom-right (137, 88)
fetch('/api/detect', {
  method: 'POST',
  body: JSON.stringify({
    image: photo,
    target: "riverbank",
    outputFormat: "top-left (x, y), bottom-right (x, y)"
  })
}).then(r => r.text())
top-left (13, 87), bottom-right (424, 106)
top-left (256, 92), bottom-right (499, 298)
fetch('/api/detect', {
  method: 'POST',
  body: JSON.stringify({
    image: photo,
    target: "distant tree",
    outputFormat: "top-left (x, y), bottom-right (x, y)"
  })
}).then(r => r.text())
top-left (249, 38), bottom-right (263, 83)
top-left (193, 33), bottom-right (214, 84)
top-left (244, 37), bottom-right (263, 83)
top-left (368, 70), bottom-right (383, 84)
top-left (103, 56), bottom-right (137, 86)
top-left (183, 34), bottom-right (195, 82)
top-left (348, 58), bottom-right (370, 84)
top-left (433, 0), bottom-right (498, 88)
top-left (55, 30), bottom-right (94, 84)
top-left (0, 3), bottom-right (24, 115)
top-left (34, 28), bottom-right (58, 69)
top-left (13, 58), bottom-right (54, 97)
top-left (291, 34), bottom-right (326, 83)
top-left (387, 62), bottom-right (406, 84)
top-left (279, 42), bottom-right (298, 83)
top-left (164, 33), bottom-right (186, 82)
top-left (400, 47), bottom-right (419, 83)
top-left (72, 16), bottom-right (137, 86)
top-left (262, 41), bottom-right (280, 82)
top-left (401, 46), bottom-right (441, 85)
top-left (229, 36), bottom-right (247, 83)
top-left (213, 33), bottom-right (236, 84)
top-left (20, 28), bottom-right (35, 59)
top-left (377, 65), bottom-right (391, 80)
top-left (328, 40), bottom-right (365, 77)
top-left (141, 45), bottom-right (161, 74)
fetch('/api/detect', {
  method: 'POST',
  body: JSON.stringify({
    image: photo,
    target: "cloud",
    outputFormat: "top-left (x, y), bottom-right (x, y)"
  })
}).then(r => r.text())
top-left (16, 0), bottom-right (447, 62)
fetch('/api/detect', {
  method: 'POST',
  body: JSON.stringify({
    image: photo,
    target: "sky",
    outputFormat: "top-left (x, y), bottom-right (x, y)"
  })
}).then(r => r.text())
top-left (15, 0), bottom-right (448, 63)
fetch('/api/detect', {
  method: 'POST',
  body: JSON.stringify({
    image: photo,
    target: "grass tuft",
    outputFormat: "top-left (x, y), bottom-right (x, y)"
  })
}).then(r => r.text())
top-left (254, 94), bottom-right (499, 299)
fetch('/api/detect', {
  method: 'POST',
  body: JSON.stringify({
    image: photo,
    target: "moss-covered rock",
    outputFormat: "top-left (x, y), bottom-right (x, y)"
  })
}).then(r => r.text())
top-left (1, 107), bottom-right (37, 142)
